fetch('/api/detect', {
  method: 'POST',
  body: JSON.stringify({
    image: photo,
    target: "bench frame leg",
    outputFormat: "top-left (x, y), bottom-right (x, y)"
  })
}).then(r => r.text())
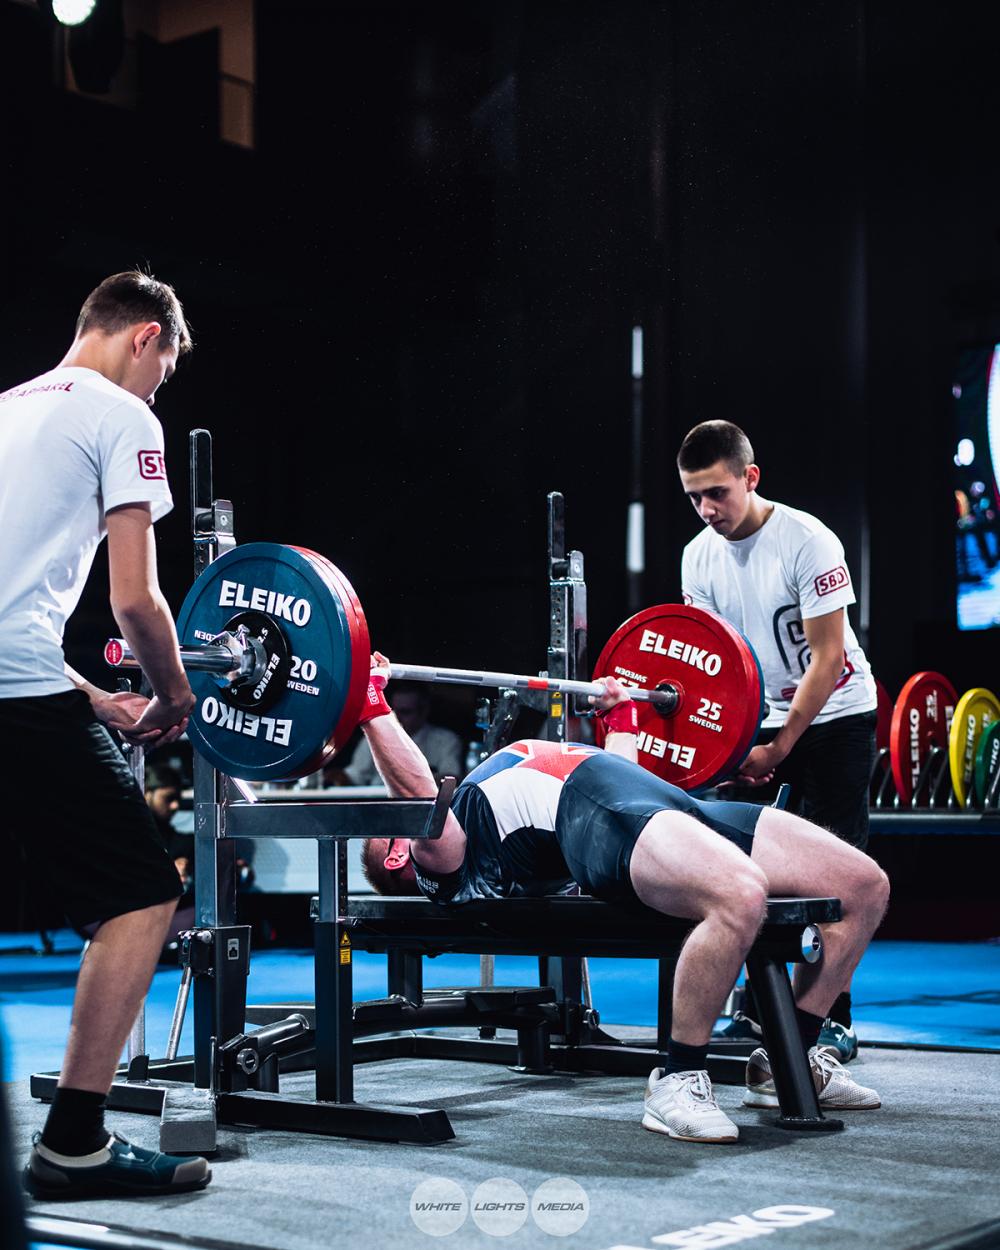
top-left (745, 950), bottom-right (844, 1131)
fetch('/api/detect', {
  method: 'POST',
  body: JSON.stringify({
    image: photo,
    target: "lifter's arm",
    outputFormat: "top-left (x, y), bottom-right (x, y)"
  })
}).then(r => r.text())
top-left (106, 503), bottom-right (194, 740)
top-left (363, 653), bottom-right (467, 872)
top-left (591, 676), bottom-right (639, 764)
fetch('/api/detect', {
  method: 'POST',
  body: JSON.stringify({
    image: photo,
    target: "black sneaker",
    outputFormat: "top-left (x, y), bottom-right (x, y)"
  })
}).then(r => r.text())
top-left (24, 1132), bottom-right (211, 1200)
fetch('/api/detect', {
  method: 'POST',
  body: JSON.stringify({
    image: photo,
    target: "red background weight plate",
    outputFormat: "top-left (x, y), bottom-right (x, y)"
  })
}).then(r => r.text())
top-left (592, 604), bottom-right (764, 791)
top-left (290, 547), bottom-right (371, 778)
top-left (888, 670), bottom-right (958, 804)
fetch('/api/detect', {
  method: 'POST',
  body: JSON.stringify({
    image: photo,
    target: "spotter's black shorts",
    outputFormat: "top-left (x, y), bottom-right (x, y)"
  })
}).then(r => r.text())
top-left (1, 690), bottom-right (182, 929)
top-left (726, 710), bottom-right (877, 851)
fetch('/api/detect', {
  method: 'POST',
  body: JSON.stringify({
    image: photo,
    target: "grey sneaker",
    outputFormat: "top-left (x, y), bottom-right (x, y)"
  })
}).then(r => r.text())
top-left (643, 1069), bottom-right (739, 1143)
top-left (744, 1046), bottom-right (881, 1110)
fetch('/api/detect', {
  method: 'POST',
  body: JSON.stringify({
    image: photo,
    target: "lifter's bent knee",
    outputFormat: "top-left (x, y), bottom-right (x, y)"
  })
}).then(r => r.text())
top-left (710, 867), bottom-right (768, 947)
top-left (858, 859), bottom-right (890, 920)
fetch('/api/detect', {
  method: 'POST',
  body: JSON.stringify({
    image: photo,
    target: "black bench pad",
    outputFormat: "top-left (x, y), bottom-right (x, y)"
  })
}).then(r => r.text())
top-left (345, 895), bottom-right (840, 959)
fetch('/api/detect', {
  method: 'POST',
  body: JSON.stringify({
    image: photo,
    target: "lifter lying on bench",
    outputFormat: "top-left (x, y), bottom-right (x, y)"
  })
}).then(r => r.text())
top-left (358, 653), bottom-right (890, 1144)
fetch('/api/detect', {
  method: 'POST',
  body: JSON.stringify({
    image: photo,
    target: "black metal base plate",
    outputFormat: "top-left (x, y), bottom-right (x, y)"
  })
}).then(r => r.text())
top-left (774, 1114), bottom-right (845, 1131)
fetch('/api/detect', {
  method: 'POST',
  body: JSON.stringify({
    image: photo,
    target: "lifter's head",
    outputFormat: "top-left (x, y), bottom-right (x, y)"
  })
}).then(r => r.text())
top-left (677, 420), bottom-right (763, 541)
top-left (361, 837), bottom-right (421, 895)
top-left (62, 270), bottom-right (192, 406)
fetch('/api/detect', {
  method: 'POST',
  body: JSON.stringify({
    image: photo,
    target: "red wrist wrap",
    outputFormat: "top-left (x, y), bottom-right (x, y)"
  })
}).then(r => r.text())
top-left (358, 673), bottom-right (390, 724)
top-left (598, 700), bottom-right (638, 735)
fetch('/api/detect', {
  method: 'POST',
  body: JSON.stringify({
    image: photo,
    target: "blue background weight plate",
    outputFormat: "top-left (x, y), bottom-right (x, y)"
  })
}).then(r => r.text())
top-left (176, 542), bottom-right (357, 781)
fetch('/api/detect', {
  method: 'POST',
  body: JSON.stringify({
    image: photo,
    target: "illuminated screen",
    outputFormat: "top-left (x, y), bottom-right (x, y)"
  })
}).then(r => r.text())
top-left (955, 344), bottom-right (1000, 630)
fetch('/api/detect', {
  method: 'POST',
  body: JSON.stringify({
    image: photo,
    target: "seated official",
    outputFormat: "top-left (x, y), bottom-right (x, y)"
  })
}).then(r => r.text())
top-left (341, 681), bottom-right (464, 786)
top-left (357, 653), bottom-right (889, 1145)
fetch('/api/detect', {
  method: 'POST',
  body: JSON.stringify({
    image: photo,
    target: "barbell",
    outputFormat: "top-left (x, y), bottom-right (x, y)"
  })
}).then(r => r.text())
top-left (103, 542), bottom-right (765, 789)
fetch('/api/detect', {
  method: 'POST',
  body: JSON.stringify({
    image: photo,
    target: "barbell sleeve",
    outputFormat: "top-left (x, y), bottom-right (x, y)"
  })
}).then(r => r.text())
top-left (104, 638), bottom-right (241, 676)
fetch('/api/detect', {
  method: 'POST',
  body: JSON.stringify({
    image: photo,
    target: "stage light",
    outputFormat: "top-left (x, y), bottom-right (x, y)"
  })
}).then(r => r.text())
top-left (51, 0), bottom-right (96, 25)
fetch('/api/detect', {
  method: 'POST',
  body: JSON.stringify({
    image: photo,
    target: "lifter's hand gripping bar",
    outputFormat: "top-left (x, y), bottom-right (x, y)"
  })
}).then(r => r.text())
top-left (104, 638), bottom-right (679, 713)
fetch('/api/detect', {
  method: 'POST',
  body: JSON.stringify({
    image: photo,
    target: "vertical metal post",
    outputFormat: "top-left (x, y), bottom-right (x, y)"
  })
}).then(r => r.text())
top-left (542, 493), bottom-right (591, 1015)
top-left (314, 840), bottom-right (353, 1103)
top-left (387, 950), bottom-right (423, 1004)
top-left (627, 325), bottom-right (646, 615)
top-left (122, 726), bottom-right (149, 1079)
top-left (546, 493), bottom-right (588, 742)
top-left (188, 428), bottom-right (238, 1089)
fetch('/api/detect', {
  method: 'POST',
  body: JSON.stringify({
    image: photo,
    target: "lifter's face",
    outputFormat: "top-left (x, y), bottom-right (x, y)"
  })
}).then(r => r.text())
top-left (679, 460), bottom-right (761, 540)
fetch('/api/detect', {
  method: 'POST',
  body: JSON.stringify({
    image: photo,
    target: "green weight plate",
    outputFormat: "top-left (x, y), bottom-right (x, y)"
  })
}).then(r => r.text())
top-left (973, 718), bottom-right (1000, 808)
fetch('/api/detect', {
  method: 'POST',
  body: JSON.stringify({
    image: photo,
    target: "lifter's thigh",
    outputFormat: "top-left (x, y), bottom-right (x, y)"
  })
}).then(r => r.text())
top-left (751, 808), bottom-right (887, 908)
top-left (629, 810), bottom-right (768, 923)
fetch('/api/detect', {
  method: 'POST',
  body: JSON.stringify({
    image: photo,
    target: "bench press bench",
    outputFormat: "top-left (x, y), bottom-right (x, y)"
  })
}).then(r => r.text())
top-left (242, 891), bottom-right (845, 1137)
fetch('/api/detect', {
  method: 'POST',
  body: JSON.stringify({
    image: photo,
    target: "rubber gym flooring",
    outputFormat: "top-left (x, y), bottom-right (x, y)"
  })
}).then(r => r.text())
top-left (4, 933), bottom-right (1000, 1250)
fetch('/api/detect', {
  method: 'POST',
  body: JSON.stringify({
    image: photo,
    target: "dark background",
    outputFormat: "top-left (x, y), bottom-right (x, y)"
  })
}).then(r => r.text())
top-left (3, 0), bottom-right (1000, 732)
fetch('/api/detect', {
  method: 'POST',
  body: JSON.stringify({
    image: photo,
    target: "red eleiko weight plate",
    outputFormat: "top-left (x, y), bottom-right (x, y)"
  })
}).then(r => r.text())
top-left (592, 604), bottom-right (764, 791)
top-left (888, 671), bottom-right (958, 804)
top-left (291, 547), bottom-right (371, 777)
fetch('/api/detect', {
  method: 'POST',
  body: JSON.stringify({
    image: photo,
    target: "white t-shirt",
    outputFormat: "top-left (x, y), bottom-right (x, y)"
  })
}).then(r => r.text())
top-left (681, 499), bottom-right (876, 728)
top-left (0, 366), bottom-right (173, 698)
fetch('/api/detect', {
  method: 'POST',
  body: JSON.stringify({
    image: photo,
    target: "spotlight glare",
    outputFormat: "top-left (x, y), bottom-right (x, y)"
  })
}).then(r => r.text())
top-left (52, 0), bottom-right (97, 25)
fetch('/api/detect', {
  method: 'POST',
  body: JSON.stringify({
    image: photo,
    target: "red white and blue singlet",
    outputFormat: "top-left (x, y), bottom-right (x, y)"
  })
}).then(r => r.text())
top-left (413, 738), bottom-right (763, 906)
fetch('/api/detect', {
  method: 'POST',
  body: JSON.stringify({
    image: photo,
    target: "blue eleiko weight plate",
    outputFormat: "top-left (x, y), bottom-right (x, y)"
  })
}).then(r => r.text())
top-left (176, 542), bottom-right (365, 781)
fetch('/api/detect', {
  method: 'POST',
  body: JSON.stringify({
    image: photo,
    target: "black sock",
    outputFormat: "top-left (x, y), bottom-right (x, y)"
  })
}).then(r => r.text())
top-left (663, 1038), bottom-right (709, 1076)
top-left (830, 992), bottom-right (852, 1027)
top-left (795, 1007), bottom-right (826, 1053)
top-left (41, 1088), bottom-right (109, 1157)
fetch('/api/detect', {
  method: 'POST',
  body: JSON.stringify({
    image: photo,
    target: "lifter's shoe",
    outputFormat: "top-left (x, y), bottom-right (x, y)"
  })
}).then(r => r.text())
top-left (24, 1132), bottom-right (211, 1200)
top-left (817, 1017), bottom-right (859, 1063)
top-left (712, 1010), bottom-right (763, 1043)
top-left (743, 1046), bottom-right (880, 1110)
top-left (642, 1069), bottom-right (739, 1143)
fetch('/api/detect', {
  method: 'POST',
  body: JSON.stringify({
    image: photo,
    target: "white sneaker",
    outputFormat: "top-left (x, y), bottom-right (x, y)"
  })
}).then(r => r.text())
top-left (744, 1046), bottom-right (881, 1110)
top-left (642, 1069), bottom-right (739, 1143)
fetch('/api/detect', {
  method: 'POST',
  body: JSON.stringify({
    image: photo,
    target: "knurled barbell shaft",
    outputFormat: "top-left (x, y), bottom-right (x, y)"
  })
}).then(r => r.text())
top-left (104, 640), bottom-right (678, 712)
top-left (386, 662), bottom-right (678, 711)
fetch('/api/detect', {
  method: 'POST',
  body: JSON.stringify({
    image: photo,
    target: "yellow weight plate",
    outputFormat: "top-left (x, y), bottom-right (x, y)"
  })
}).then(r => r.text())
top-left (948, 687), bottom-right (1000, 806)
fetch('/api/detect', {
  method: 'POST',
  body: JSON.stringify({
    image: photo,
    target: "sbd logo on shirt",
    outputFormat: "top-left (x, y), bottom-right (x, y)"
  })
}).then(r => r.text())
top-left (815, 566), bottom-right (849, 596)
top-left (137, 450), bottom-right (166, 480)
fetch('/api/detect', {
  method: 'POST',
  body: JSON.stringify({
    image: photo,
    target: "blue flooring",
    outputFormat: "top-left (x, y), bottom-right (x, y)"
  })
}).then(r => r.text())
top-left (2, 932), bottom-right (998, 1082)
